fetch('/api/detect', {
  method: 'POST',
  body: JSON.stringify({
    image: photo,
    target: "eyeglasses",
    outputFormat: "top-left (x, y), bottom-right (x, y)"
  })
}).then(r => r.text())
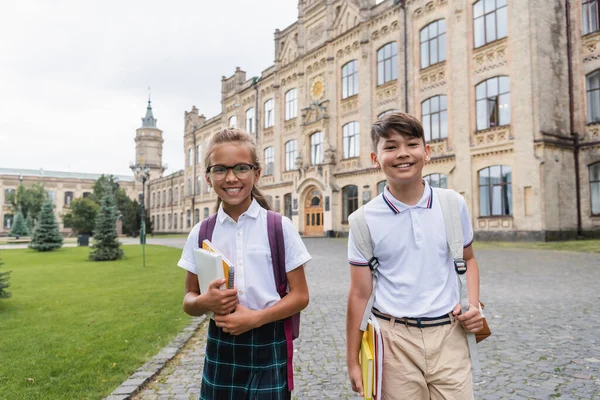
top-left (206, 163), bottom-right (257, 180)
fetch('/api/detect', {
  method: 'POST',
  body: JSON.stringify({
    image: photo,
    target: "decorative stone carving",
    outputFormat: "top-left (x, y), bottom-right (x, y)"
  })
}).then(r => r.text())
top-left (376, 82), bottom-right (398, 106)
top-left (263, 127), bottom-right (275, 141)
top-left (413, 0), bottom-right (448, 20)
top-left (473, 125), bottom-right (512, 147)
top-left (420, 62), bottom-right (446, 92)
top-left (371, 21), bottom-right (399, 40)
top-left (323, 147), bottom-right (337, 165)
top-left (428, 138), bottom-right (448, 157)
top-left (340, 98), bottom-right (359, 117)
top-left (310, 75), bottom-right (325, 101)
top-left (582, 32), bottom-right (600, 56)
top-left (473, 38), bottom-right (508, 74)
top-left (586, 123), bottom-right (600, 140)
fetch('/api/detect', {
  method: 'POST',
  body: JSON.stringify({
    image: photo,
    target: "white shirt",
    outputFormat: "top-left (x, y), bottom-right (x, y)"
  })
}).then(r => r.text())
top-left (348, 180), bottom-right (474, 318)
top-left (178, 199), bottom-right (311, 311)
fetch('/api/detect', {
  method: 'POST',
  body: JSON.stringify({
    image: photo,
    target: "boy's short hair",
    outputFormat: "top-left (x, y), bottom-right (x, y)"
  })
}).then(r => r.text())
top-left (370, 112), bottom-right (426, 152)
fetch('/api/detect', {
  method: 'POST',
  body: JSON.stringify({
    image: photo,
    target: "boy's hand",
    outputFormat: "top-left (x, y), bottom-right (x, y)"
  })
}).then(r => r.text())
top-left (214, 304), bottom-right (258, 336)
top-left (198, 278), bottom-right (238, 315)
top-left (453, 303), bottom-right (484, 333)
top-left (347, 360), bottom-right (364, 396)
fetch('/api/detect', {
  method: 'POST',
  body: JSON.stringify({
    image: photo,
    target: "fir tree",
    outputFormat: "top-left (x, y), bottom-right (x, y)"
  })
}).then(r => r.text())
top-left (29, 200), bottom-right (63, 252)
top-left (9, 210), bottom-right (29, 237)
top-left (0, 255), bottom-right (11, 300)
top-left (89, 188), bottom-right (123, 261)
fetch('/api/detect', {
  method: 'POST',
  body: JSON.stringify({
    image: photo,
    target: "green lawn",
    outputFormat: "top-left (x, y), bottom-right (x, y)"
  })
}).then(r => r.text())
top-left (149, 234), bottom-right (188, 239)
top-left (474, 239), bottom-right (600, 253)
top-left (0, 245), bottom-right (190, 400)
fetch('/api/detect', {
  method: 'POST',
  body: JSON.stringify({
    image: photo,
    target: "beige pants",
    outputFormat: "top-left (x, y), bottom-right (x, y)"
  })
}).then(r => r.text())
top-left (378, 315), bottom-right (473, 400)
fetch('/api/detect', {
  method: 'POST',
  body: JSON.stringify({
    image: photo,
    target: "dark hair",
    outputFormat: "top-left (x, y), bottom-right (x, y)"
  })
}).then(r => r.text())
top-left (370, 112), bottom-right (425, 152)
top-left (204, 127), bottom-right (272, 212)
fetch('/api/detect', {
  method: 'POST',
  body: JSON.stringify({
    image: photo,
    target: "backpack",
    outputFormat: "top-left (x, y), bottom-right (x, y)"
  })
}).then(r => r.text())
top-left (348, 187), bottom-right (482, 374)
top-left (197, 210), bottom-right (299, 390)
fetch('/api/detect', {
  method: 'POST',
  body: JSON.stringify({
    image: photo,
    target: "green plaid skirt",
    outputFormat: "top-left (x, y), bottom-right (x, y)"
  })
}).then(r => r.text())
top-left (200, 318), bottom-right (290, 400)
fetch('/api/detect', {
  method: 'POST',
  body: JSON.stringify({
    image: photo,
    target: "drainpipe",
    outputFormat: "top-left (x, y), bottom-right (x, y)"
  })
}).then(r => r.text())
top-left (192, 131), bottom-right (197, 226)
top-left (253, 77), bottom-right (260, 141)
top-left (394, 0), bottom-right (409, 112)
top-left (565, 0), bottom-right (582, 236)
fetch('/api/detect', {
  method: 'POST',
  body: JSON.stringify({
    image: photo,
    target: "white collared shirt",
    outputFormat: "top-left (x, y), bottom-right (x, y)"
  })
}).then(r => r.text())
top-left (348, 180), bottom-right (474, 318)
top-left (178, 199), bottom-right (311, 311)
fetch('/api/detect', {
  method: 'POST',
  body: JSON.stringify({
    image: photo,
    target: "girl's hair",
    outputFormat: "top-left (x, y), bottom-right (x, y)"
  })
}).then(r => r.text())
top-left (203, 127), bottom-right (272, 212)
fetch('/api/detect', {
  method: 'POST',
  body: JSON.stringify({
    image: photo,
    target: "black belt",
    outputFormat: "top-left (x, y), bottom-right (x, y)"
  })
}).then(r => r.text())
top-left (372, 308), bottom-right (452, 328)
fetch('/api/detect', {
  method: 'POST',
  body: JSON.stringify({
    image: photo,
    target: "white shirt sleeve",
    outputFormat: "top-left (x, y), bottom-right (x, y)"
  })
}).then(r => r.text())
top-left (457, 193), bottom-right (475, 247)
top-left (177, 222), bottom-right (202, 274)
top-left (281, 216), bottom-right (311, 273)
top-left (348, 224), bottom-right (370, 267)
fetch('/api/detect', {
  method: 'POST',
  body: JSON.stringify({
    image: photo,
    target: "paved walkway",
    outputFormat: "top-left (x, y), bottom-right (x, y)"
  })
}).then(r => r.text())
top-left (130, 238), bottom-right (599, 399)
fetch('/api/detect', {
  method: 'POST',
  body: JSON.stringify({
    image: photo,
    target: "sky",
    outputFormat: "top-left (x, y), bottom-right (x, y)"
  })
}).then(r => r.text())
top-left (0, 0), bottom-right (298, 177)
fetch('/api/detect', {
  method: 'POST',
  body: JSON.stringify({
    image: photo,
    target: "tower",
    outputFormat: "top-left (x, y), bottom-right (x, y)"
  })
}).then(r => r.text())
top-left (132, 98), bottom-right (166, 182)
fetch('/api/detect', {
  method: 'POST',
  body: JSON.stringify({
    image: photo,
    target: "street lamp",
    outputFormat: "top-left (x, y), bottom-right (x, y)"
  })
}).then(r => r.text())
top-left (134, 165), bottom-right (151, 268)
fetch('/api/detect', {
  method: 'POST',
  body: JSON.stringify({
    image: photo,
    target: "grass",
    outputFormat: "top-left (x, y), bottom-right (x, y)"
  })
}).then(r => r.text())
top-left (474, 239), bottom-right (600, 253)
top-left (0, 237), bottom-right (77, 245)
top-left (148, 234), bottom-right (188, 239)
top-left (0, 245), bottom-right (190, 400)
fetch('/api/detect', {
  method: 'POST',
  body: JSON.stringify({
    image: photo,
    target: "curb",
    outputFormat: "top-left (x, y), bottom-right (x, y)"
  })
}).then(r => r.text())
top-left (105, 315), bottom-right (207, 400)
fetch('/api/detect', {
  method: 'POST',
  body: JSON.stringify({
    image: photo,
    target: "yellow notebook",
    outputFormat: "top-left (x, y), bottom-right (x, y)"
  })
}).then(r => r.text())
top-left (366, 322), bottom-right (376, 397)
top-left (360, 333), bottom-right (374, 400)
top-left (201, 239), bottom-right (233, 288)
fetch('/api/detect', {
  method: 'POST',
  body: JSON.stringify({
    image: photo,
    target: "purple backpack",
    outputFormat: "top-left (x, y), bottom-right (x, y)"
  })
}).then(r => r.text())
top-left (197, 210), bottom-right (300, 390)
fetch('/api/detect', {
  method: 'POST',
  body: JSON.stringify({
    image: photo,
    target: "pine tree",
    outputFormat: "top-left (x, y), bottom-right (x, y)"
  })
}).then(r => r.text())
top-left (89, 189), bottom-right (123, 261)
top-left (29, 200), bottom-right (63, 252)
top-left (0, 255), bottom-right (11, 300)
top-left (9, 210), bottom-right (29, 238)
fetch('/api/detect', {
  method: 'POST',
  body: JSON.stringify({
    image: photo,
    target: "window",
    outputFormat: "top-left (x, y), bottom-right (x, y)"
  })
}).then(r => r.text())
top-left (285, 89), bottom-right (297, 120)
top-left (583, 0), bottom-right (600, 35)
top-left (422, 95), bottom-right (448, 141)
top-left (196, 177), bottom-right (202, 195)
top-left (186, 210), bottom-right (191, 228)
top-left (195, 209), bottom-right (200, 224)
top-left (162, 190), bottom-right (166, 205)
top-left (197, 144), bottom-right (202, 164)
top-left (204, 207), bottom-right (209, 219)
top-left (342, 60), bottom-right (359, 99)
top-left (187, 178), bottom-right (192, 196)
top-left (479, 165), bottom-right (512, 216)
top-left (46, 190), bottom-right (56, 204)
top-left (156, 215), bottom-right (160, 230)
top-left (264, 99), bottom-right (275, 128)
top-left (476, 76), bottom-right (510, 130)
top-left (420, 20), bottom-right (446, 69)
top-left (284, 193), bottom-right (292, 220)
top-left (266, 195), bottom-right (273, 209)
top-left (64, 191), bottom-right (74, 207)
top-left (205, 181), bottom-right (211, 193)
top-left (162, 215), bottom-right (165, 230)
top-left (424, 173), bottom-right (448, 188)
top-left (246, 108), bottom-right (255, 134)
top-left (342, 122), bottom-right (360, 159)
top-left (175, 187), bottom-right (179, 203)
top-left (152, 192), bottom-right (156, 208)
top-left (591, 162), bottom-right (600, 214)
top-left (174, 213), bottom-right (178, 229)
top-left (169, 189), bottom-right (173, 204)
top-left (285, 140), bottom-right (297, 171)
top-left (264, 147), bottom-right (275, 176)
top-left (473, 0), bottom-right (507, 48)
top-left (378, 109), bottom-right (399, 119)
top-left (377, 180), bottom-right (387, 195)
top-left (180, 214), bottom-right (183, 229)
top-left (83, 192), bottom-right (91, 198)
top-left (188, 148), bottom-right (193, 167)
top-left (152, 216), bottom-right (155, 229)
top-left (377, 42), bottom-right (398, 85)
top-left (168, 214), bottom-right (172, 229)
top-left (3, 214), bottom-right (14, 229)
top-left (310, 132), bottom-right (323, 165)
top-left (342, 185), bottom-right (359, 222)
top-left (4, 188), bottom-right (15, 204)
top-left (229, 115), bottom-right (237, 128)
top-left (587, 70), bottom-right (600, 123)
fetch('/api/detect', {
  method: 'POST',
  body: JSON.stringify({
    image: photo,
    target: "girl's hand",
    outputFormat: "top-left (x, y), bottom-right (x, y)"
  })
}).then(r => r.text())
top-left (198, 278), bottom-right (238, 315)
top-left (453, 303), bottom-right (484, 333)
top-left (213, 304), bottom-right (259, 336)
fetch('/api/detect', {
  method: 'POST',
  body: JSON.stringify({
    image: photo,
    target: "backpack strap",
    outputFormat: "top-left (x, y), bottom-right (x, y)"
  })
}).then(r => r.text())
top-left (434, 188), bottom-right (480, 375)
top-left (266, 210), bottom-right (296, 392)
top-left (197, 214), bottom-right (218, 247)
top-left (348, 205), bottom-right (379, 332)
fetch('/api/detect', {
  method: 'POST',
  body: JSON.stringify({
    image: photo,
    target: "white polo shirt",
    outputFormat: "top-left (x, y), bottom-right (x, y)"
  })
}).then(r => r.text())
top-left (348, 180), bottom-right (474, 318)
top-left (178, 199), bottom-right (311, 311)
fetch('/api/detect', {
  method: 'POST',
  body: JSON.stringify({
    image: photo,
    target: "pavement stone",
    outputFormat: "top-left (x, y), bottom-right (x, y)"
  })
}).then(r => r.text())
top-left (123, 238), bottom-right (599, 399)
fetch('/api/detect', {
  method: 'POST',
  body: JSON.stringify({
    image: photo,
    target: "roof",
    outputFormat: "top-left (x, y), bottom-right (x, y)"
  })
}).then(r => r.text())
top-left (0, 167), bottom-right (135, 182)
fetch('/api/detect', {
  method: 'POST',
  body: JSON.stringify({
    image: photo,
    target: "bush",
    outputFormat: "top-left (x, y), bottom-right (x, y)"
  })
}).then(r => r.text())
top-left (9, 211), bottom-right (29, 238)
top-left (29, 200), bottom-right (63, 252)
top-left (89, 188), bottom-right (123, 261)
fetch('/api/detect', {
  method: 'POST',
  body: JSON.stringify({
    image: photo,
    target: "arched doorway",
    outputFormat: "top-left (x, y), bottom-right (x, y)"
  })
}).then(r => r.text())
top-left (304, 187), bottom-right (323, 236)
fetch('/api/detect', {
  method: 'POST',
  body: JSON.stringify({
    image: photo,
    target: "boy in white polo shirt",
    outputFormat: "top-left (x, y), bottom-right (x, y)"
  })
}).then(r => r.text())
top-left (346, 112), bottom-right (484, 400)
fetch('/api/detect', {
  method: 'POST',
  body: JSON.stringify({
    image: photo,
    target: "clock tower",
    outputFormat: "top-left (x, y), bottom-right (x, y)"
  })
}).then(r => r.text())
top-left (132, 98), bottom-right (166, 182)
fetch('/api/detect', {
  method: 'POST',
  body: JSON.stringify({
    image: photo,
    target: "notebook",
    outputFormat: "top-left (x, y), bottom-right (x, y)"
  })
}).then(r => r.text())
top-left (360, 333), bottom-right (374, 400)
top-left (192, 248), bottom-right (225, 319)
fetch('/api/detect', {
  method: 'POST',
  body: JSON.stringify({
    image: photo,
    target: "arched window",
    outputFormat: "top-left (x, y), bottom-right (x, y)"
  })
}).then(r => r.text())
top-left (186, 210), bottom-right (191, 228)
top-left (188, 148), bottom-right (193, 167)
top-left (473, 0), bottom-right (507, 48)
top-left (204, 207), bottom-right (209, 219)
top-left (168, 214), bottom-right (172, 229)
top-left (197, 144), bottom-right (202, 164)
top-left (187, 178), bottom-right (192, 196)
top-left (587, 70), bottom-right (600, 123)
top-left (342, 185), bottom-right (359, 222)
top-left (169, 189), bottom-right (172, 204)
top-left (420, 19), bottom-right (446, 69)
top-left (64, 191), bottom-right (74, 206)
top-left (377, 180), bottom-right (387, 195)
top-left (3, 214), bottom-right (14, 229)
top-left (264, 147), bottom-right (275, 176)
top-left (4, 188), bottom-right (15, 205)
top-left (196, 177), bottom-right (202, 195)
top-left (583, 0), bottom-right (600, 35)
top-left (162, 215), bottom-right (165, 230)
top-left (245, 108), bottom-right (255, 134)
top-left (476, 76), bottom-right (510, 131)
top-left (174, 187), bottom-right (179, 203)
top-left (195, 209), bottom-right (200, 224)
top-left (342, 60), bottom-right (359, 99)
top-left (424, 173), bottom-right (448, 189)
top-left (422, 95), bottom-right (448, 141)
top-left (285, 89), bottom-right (297, 120)
top-left (228, 115), bottom-right (237, 128)
top-left (284, 193), bottom-right (292, 219)
top-left (162, 190), bottom-right (166, 205)
top-left (377, 42), bottom-right (398, 85)
top-left (264, 99), bottom-right (275, 128)
top-left (478, 165), bottom-right (512, 216)
top-left (310, 132), bottom-right (323, 165)
top-left (153, 215), bottom-right (157, 230)
top-left (342, 122), bottom-right (360, 159)
top-left (590, 162), bottom-right (600, 214)
top-left (285, 140), bottom-right (297, 171)
top-left (152, 192), bottom-right (156, 208)
top-left (378, 109), bottom-right (399, 119)
top-left (266, 195), bottom-right (274, 208)
top-left (174, 213), bottom-right (178, 229)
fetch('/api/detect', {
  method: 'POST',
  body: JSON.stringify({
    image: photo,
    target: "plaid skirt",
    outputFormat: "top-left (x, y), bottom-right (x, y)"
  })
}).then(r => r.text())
top-left (200, 318), bottom-right (290, 400)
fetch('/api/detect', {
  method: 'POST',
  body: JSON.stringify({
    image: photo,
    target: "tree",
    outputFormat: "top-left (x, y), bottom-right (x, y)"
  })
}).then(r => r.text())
top-left (62, 198), bottom-right (100, 235)
top-left (29, 200), bottom-right (63, 252)
top-left (0, 255), bottom-right (11, 300)
top-left (9, 210), bottom-right (30, 237)
top-left (8, 184), bottom-right (46, 222)
top-left (89, 186), bottom-right (123, 261)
